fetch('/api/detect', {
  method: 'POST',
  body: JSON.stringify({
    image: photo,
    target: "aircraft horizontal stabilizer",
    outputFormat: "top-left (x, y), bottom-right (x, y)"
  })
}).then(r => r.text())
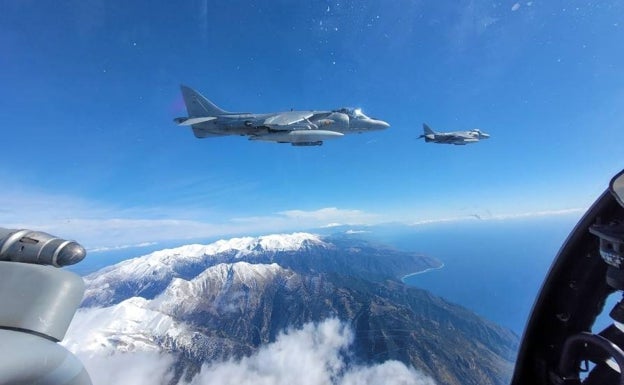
top-left (175, 117), bottom-right (217, 126)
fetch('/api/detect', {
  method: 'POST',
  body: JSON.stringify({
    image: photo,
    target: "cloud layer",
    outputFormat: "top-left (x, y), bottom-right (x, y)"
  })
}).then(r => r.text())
top-left (0, 185), bottom-right (376, 250)
top-left (69, 314), bottom-right (435, 385)
top-left (1, 182), bottom-right (585, 251)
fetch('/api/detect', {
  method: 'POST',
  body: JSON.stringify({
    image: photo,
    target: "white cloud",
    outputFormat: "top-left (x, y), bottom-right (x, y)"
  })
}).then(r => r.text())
top-left (279, 207), bottom-right (376, 224)
top-left (408, 207), bottom-right (584, 226)
top-left (511, 3), bottom-right (521, 11)
top-left (68, 314), bottom-right (435, 385)
top-left (78, 352), bottom-right (175, 385)
top-left (486, 208), bottom-right (585, 220)
top-left (340, 361), bottom-right (434, 385)
top-left (409, 216), bottom-right (472, 226)
top-left (345, 229), bottom-right (371, 234)
top-left (0, 182), bottom-right (586, 252)
top-left (232, 207), bottom-right (378, 230)
top-left (0, 185), bottom-right (379, 250)
top-left (88, 241), bottom-right (158, 253)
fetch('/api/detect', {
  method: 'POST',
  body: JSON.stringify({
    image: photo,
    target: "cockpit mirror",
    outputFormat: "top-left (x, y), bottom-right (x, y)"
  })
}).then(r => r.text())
top-left (609, 169), bottom-right (624, 208)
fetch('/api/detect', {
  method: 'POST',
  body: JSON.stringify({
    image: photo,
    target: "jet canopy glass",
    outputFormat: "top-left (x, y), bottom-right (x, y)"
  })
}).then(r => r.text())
top-left (333, 107), bottom-right (369, 119)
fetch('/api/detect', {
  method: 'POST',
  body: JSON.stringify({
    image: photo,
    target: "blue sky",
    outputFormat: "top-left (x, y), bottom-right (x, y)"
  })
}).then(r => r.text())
top-left (1, 0), bottom-right (623, 249)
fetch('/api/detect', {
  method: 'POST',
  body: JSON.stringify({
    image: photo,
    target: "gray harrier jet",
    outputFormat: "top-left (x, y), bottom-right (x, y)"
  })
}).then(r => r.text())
top-left (175, 85), bottom-right (389, 146)
top-left (419, 123), bottom-right (490, 145)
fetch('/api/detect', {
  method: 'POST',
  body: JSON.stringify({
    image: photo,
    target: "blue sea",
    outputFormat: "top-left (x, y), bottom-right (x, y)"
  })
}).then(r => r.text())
top-left (362, 215), bottom-right (581, 336)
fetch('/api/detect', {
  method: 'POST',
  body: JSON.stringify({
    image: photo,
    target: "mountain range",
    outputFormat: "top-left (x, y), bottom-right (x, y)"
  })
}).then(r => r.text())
top-left (66, 232), bottom-right (518, 385)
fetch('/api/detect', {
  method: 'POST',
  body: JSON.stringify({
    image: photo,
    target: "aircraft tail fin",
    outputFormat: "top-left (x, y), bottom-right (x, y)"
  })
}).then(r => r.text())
top-left (180, 85), bottom-right (227, 117)
top-left (423, 123), bottom-right (435, 135)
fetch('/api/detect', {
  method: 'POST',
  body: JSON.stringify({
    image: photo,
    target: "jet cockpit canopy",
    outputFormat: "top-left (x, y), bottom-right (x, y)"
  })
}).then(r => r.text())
top-left (334, 107), bottom-right (370, 119)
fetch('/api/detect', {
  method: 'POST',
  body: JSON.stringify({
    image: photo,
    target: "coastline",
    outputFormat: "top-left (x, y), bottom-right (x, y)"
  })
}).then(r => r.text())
top-left (401, 263), bottom-right (445, 282)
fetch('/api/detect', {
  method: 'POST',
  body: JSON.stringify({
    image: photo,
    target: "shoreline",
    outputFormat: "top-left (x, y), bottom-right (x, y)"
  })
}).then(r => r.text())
top-left (401, 263), bottom-right (445, 281)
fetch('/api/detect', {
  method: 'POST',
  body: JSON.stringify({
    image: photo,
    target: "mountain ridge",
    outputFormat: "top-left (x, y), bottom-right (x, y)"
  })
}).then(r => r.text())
top-left (82, 232), bottom-right (440, 307)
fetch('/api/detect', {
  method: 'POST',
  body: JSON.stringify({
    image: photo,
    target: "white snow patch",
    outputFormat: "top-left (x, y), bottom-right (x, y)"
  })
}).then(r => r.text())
top-left (63, 297), bottom-right (188, 354)
top-left (84, 232), bottom-right (328, 293)
top-left (151, 262), bottom-right (291, 314)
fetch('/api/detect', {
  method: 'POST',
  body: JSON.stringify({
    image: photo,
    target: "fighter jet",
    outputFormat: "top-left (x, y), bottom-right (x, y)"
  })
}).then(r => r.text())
top-left (419, 123), bottom-right (490, 145)
top-left (174, 85), bottom-right (390, 146)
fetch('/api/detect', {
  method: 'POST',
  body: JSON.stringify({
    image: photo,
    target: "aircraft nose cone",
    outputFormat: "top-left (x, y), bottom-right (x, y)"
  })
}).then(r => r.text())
top-left (372, 120), bottom-right (390, 130)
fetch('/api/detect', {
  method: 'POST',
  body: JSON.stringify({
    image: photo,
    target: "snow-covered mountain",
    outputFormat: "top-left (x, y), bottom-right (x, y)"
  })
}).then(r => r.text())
top-left (70, 232), bottom-right (517, 385)
top-left (82, 233), bottom-right (330, 306)
top-left (68, 262), bottom-right (298, 362)
top-left (82, 232), bottom-right (439, 307)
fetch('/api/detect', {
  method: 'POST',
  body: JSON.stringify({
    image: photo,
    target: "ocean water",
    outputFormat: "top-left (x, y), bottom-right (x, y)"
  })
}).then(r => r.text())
top-left (367, 216), bottom-right (580, 336)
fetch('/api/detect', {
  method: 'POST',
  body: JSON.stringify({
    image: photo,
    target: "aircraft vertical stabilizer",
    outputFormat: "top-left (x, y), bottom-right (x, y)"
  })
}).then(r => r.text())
top-left (423, 123), bottom-right (435, 135)
top-left (180, 85), bottom-right (227, 117)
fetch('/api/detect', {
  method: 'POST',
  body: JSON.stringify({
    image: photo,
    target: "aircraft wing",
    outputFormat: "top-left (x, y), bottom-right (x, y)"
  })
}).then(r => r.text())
top-left (437, 132), bottom-right (479, 144)
top-left (448, 136), bottom-right (479, 145)
top-left (262, 111), bottom-right (315, 129)
top-left (435, 134), bottom-right (460, 143)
